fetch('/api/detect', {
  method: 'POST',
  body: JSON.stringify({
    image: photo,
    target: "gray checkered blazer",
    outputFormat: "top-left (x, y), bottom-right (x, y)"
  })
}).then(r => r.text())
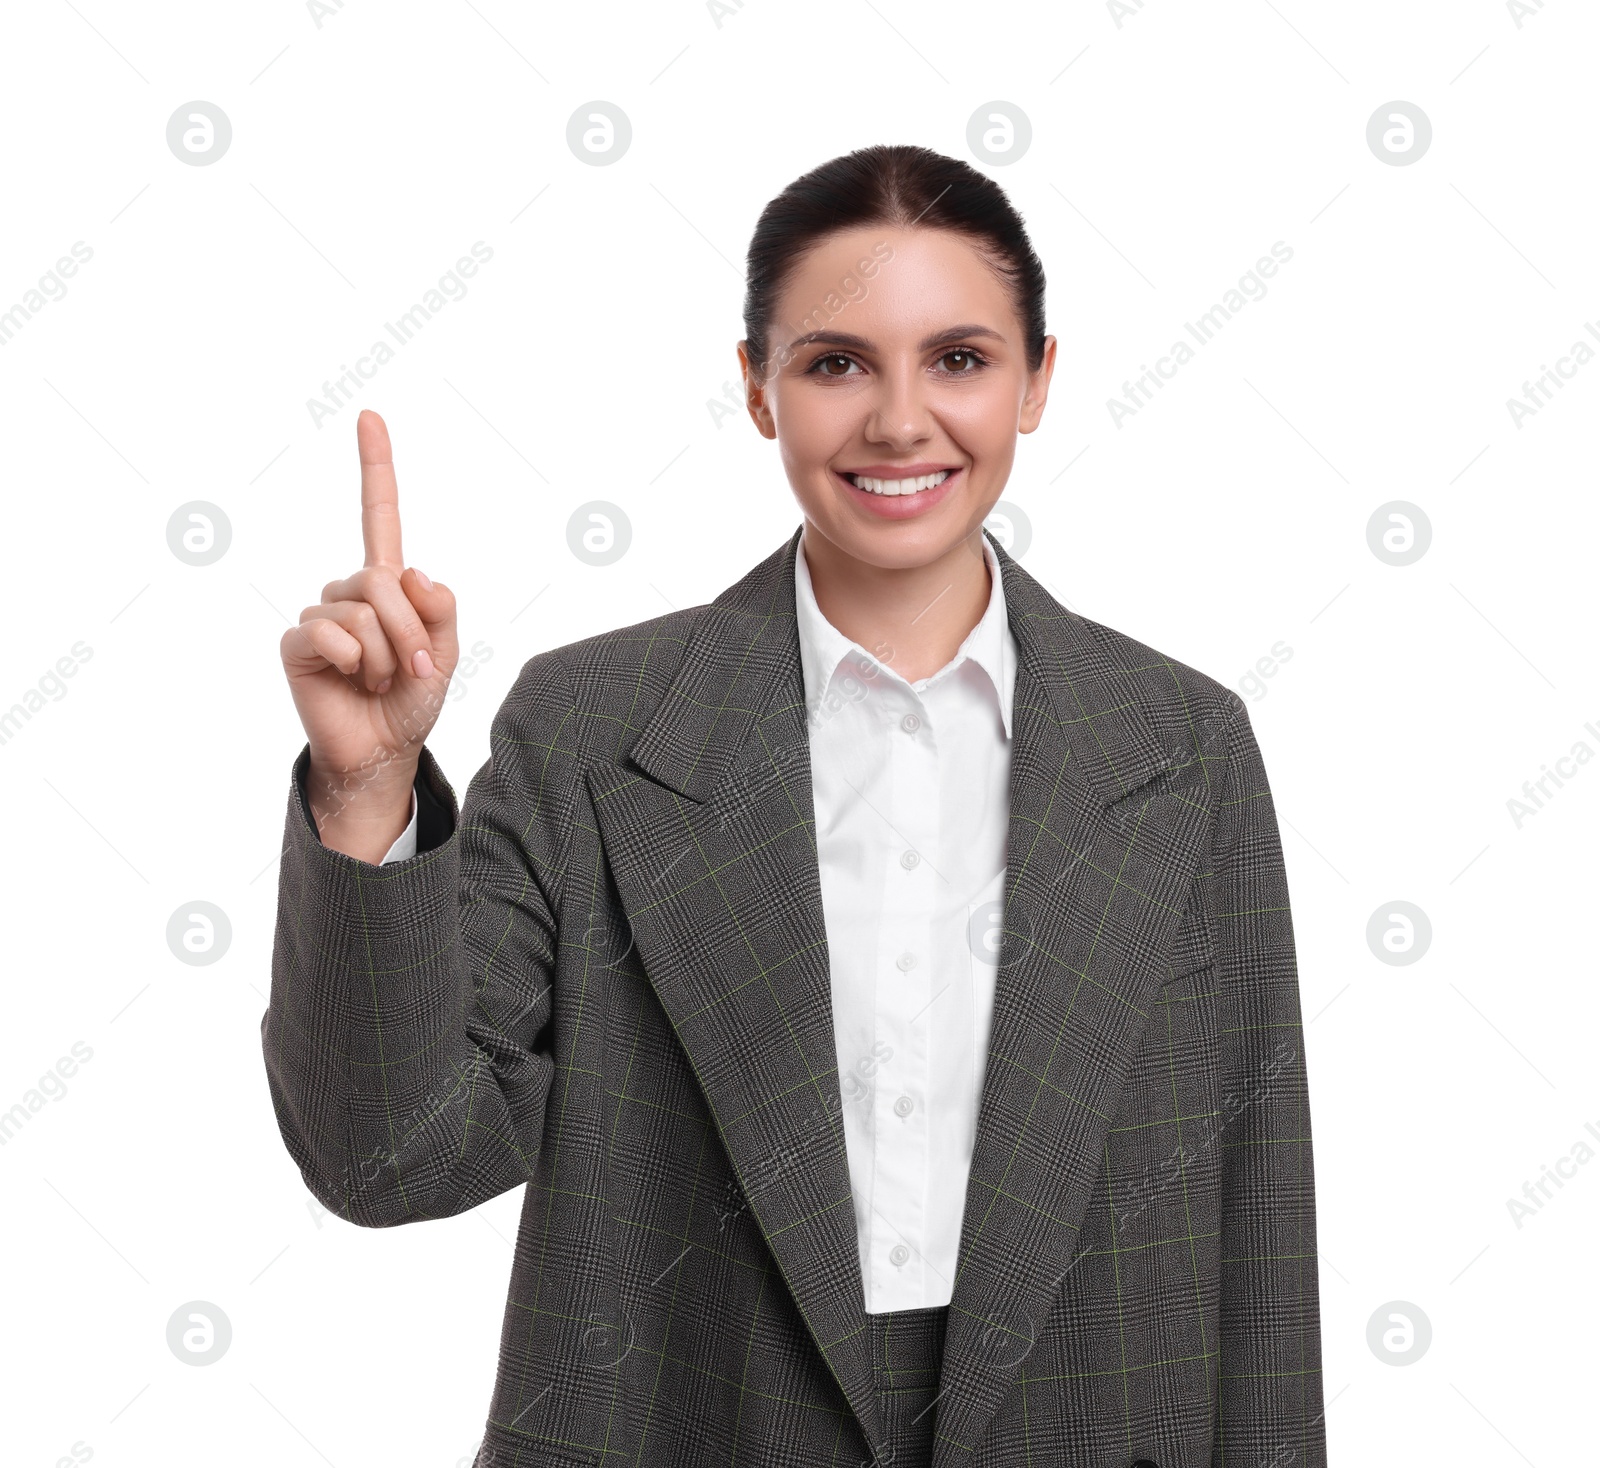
top-left (262, 524), bottom-right (1325, 1468)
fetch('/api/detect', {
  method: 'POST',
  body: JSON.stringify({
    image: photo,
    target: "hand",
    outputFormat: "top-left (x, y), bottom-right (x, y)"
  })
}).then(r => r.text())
top-left (280, 409), bottom-right (459, 852)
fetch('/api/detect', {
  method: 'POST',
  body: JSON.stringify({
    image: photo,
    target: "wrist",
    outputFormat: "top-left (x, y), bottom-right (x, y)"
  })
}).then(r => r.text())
top-left (305, 748), bottom-right (420, 835)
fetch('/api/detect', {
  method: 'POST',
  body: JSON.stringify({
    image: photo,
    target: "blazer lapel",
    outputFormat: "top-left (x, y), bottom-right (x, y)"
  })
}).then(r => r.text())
top-left (585, 525), bottom-right (889, 1459)
top-left (927, 534), bottom-right (1226, 1465)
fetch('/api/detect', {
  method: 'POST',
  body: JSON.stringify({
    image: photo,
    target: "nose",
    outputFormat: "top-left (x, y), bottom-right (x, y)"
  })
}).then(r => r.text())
top-left (862, 363), bottom-right (935, 452)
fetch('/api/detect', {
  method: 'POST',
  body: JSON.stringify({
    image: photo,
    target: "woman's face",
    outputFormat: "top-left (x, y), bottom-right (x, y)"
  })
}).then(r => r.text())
top-left (739, 224), bottom-right (1055, 572)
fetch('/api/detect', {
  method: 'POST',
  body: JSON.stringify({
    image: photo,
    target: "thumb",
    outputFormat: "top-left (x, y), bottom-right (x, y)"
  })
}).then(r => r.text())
top-left (401, 567), bottom-right (459, 673)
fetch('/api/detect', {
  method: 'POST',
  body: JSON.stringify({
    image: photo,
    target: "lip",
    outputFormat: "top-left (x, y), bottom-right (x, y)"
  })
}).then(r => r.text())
top-left (840, 462), bottom-right (962, 478)
top-left (833, 465), bottom-right (963, 520)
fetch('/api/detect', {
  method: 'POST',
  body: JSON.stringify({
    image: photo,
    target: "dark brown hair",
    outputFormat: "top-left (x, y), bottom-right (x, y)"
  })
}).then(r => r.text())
top-left (741, 143), bottom-right (1048, 381)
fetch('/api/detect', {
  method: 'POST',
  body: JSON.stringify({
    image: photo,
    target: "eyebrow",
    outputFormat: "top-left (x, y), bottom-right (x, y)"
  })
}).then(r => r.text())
top-left (785, 323), bottom-right (1008, 354)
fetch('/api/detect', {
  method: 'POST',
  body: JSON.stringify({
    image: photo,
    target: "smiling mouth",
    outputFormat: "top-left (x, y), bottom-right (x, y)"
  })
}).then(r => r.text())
top-left (843, 469), bottom-right (955, 497)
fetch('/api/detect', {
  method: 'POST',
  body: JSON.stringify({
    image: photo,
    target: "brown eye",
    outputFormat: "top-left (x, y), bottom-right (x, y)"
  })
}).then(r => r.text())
top-left (816, 354), bottom-right (855, 376)
top-left (940, 349), bottom-right (981, 372)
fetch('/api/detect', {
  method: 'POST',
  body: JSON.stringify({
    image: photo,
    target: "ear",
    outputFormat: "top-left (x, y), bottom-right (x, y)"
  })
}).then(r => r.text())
top-left (1018, 334), bottom-right (1058, 435)
top-left (736, 341), bottom-right (778, 440)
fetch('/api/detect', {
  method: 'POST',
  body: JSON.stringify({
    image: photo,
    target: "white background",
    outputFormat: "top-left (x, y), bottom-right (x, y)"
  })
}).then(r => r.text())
top-left (2, 1), bottom-right (1595, 1463)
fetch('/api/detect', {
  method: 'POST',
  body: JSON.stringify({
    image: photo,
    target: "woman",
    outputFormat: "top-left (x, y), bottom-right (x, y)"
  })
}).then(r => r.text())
top-left (263, 144), bottom-right (1325, 1468)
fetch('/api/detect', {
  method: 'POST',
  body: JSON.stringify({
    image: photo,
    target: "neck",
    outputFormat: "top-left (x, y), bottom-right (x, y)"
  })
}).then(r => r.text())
top-left (799, 523), bottom-right (992, 685)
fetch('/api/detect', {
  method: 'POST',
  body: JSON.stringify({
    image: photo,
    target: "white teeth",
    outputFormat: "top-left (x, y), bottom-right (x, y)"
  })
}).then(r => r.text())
top-left (848, 470), bottom-right (952, 496)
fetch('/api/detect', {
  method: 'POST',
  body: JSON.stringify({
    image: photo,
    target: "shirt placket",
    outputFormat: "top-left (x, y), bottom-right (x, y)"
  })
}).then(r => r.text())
top-left (869, 684), bottom-right (937, 1310)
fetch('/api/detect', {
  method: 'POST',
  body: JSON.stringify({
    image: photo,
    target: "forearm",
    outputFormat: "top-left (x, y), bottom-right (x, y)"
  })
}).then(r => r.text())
top-left (263, 701), bottom-right (569, 1227)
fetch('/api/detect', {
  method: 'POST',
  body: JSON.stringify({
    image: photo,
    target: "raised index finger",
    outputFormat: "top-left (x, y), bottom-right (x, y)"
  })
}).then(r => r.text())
top-left (356, 409), bottom-right (403, 569)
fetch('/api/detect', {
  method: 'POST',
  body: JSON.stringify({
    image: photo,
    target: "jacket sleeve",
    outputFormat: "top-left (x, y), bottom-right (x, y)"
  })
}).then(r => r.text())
top-left (1210, 696), bottom-right (1327, 1466)
top-left (260, 652), bottom-right (580, 1227)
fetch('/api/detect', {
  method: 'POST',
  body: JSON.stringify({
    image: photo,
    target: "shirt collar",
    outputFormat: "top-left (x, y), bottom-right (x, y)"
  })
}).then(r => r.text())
top-left (793, 530), bottom-right (1016, 740)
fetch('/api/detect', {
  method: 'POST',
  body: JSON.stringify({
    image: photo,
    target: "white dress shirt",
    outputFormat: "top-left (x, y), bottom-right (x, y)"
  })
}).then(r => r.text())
top-left (373, 533), bottom-right (1016, 1314)
top-left (793, 532), bottom-right (1015, 1313)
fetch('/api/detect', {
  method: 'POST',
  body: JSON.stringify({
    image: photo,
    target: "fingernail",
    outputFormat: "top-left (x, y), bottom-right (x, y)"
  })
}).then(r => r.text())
top-left (412, 566), bottom-right (433, 591)
top-left (376, 677), bottom-right (393, 694)
top-left (413, 648), bottom-right (434, 678)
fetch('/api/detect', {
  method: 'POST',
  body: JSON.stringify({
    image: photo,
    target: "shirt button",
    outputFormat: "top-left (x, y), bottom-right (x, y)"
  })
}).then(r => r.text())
top-left (889, 1243), bottom-right (910, 1266)
top-left (900, 712), bottom-right (921, 733)
top-left (893, 1095), bottom-right (914, 1118)
top-left (899, 850), bottom-right (920, 871)
top-left (896, 951), bottom-right (918, 972)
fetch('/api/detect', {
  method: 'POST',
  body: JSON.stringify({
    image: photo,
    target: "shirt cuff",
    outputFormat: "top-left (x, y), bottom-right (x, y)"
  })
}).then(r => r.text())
top-left (378, 788), bottom-right (419, 865)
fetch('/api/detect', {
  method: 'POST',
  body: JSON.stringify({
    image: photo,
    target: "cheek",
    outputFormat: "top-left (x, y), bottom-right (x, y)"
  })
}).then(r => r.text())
top-left (772, 383), bottom-right (863, 457)
top-left (942, 382), bottom-right (1020, 459)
